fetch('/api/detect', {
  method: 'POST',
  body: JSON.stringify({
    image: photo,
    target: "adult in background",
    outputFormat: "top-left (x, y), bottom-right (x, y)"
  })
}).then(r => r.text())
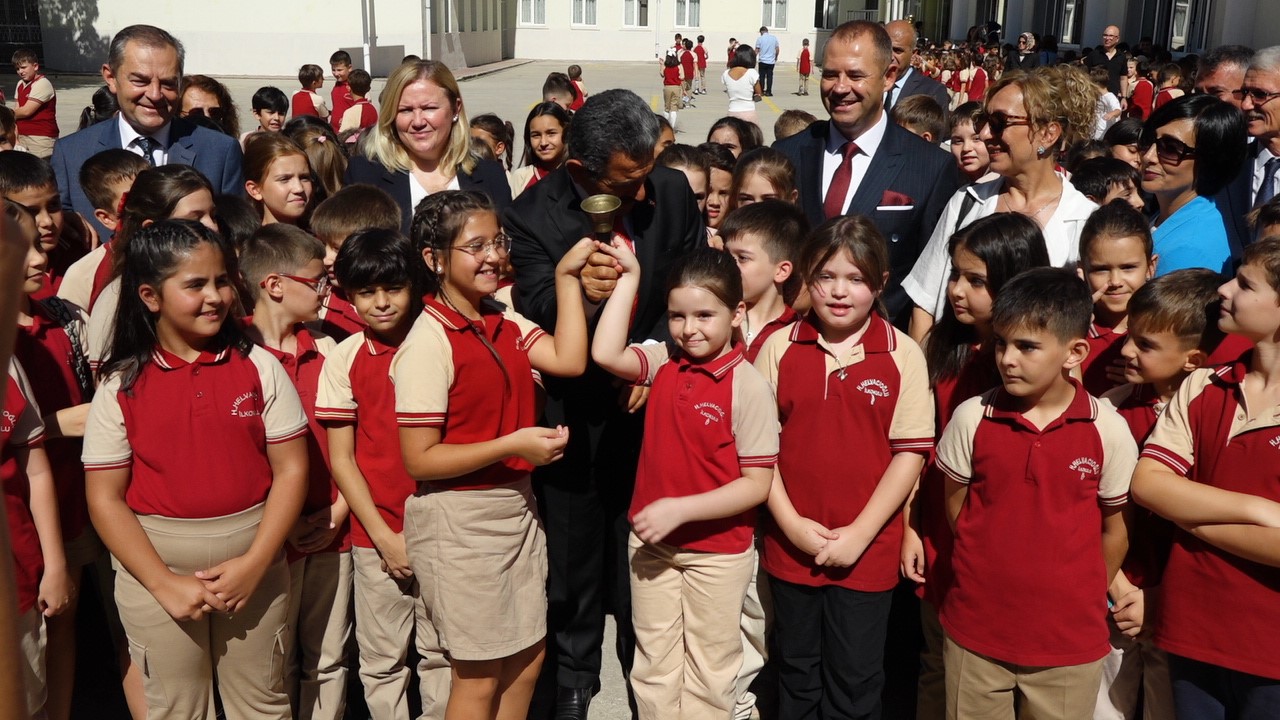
top-left (506, 88), bottom-right (704, 720)
top-left (904, 65), bottom-right (1100, 341)
top-left (1194, 45), bottom-right (1255, 109)
top-left (1216, 46), bottom-right (1280, 256)
top-left (51, 24), bottom-right (243, 238)
top-left (1006, 32), bottom-right (1042, 71)
top-left (179, 74), bottom-right (239, 138)
top-left (774, 20), bottom-right (961, 327)
top-left (345, 59), bottom-right (510, 234)
top-left (755, 26), bottom-right (780, 97)
top-left (1085, 25), bottom-right (1130, 100)
top-left (885, 20), bottom-right (951, 112)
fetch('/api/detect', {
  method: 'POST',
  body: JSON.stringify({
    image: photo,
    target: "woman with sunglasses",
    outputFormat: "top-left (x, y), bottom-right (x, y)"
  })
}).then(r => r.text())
top-left (1140, 94), bottom-right (1246, 275)
top-left (180, 75), bottom-right (240, 138)
top-left (904, 65), bottom-right (1098, 340)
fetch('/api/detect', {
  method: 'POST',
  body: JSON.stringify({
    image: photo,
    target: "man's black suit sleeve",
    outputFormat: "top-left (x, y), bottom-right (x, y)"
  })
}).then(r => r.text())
top-left (505, 201), bottom-right (564, 332)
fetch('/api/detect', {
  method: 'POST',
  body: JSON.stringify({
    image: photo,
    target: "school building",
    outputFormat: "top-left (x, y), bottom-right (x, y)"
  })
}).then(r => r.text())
top-left (23, 0), bottom-right (1280, 76)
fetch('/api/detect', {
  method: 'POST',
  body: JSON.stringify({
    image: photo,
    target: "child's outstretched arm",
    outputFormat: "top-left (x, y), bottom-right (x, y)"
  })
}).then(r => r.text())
top-left (1181, 523), bottom-right (1280, 567)
top-left (1132, 457), bottom-right (1280, 527)
top-left (24, 446), bottom-right (69, 618)
top-left (633, 466), bottom-right (772, 545)
top-left (527, 238), bottom-right (596, 377)
top-left (589, 240), bottom-right (645, 381)
top-left (328, 425), bottom-right (411, 579)
top-left (1100, 504), bottom-right (1130, 585)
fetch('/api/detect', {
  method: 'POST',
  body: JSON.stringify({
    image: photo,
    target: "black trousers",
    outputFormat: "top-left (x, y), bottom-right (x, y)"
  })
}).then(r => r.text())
top-left (759, 62), bottom-right (776, 94)
top-left (770, 577), bottom-right (894, 720)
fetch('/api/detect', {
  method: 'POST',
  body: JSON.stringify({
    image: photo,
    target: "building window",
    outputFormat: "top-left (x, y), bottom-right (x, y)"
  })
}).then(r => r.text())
top-left (762, 0), bottom-right (787, 29)
top-left (1059, 0), bottom-right (1083, 44)
top-left (676, 0), bottom-right (700, 27)
top-left (573, 0), bottom-right (598, 25)
top-left (625, 0), bottom-right (650, 27)
top-left (815, 0), bottom-right (838, 29)
top-left (521, 0), bottom-right (545, 24)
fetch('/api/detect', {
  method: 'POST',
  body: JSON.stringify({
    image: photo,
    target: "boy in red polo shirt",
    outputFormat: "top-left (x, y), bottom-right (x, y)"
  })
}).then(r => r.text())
top-left (938, 268), bottom-right (1137, 720)
top-left (1131, 237), bottom-right (1280, 717)
top-left (316, 228), bottom-right (450, 720)
top-left (1096, 269), bottom-right (1224, 719)
top-left (329, 51), bottom-right (355, 132)
top-left (337, 69), bottom-right (378, 135)
top-left (12, 49), bottom-right (58, 159)
top-left (309, 185), bottom-right (402, 341)
top-left (56, 150), bottom-right (149, 312)
top-left (694, 35), bottom-right (709, 94)
top-left (0, 152), bottom-right (87, 296)
top-left (721, 200), bottom-right (806, 363)
top-left (293, 64), bottom-right (331, 121)
top-left (241, 225), bottom-right (352, 720)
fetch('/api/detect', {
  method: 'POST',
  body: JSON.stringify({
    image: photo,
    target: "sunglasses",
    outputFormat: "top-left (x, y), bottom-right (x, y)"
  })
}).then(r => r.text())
top-left (182, 106), bottom-right (228, 120)
top-left (1138, 133), bottom-right (1197, 165)
top-left (976, 110), bottom-right (1031, 137)
top-left (1230, 87), bottom-right (1280, 105)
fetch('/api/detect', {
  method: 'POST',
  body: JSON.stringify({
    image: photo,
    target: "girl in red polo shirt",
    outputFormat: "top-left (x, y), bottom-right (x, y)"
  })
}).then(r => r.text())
top-left (84, 219), bottom-right (309, 720)
top-left (904, 213), bottom-right (1050, 716)
top-left (393, 190), bottom-right (593, 720)
top-left (755, 215), bottom-right (934, 720)
top-left (592, 244), bottom-right (779, 720)
top-left (244, 133), bottom-right (314, 227)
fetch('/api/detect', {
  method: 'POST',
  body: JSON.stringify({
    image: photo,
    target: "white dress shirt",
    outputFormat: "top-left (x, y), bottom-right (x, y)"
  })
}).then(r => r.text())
top-left (820, 110), bottom-right (888, 216)
top-left (117, 116), bottom-right (171, 166)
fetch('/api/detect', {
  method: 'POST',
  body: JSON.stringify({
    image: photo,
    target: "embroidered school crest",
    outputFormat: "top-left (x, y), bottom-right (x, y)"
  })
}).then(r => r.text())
top-left (231, 391), bottom-right (262, 418)
top-left (1069, 456), bottom-right (1101, 481)
top-left (694, 401), bottom-right (725, 426)
top-left (856, 378), bottom-right (890, 405)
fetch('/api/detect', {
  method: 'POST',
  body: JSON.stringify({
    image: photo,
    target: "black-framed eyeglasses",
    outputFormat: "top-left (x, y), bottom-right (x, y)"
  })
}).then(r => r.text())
top-left (1138, 133), bottom-right (1197, 165)
top-left (976, 110), bottom-right (1031, 137)
top-left (452, 235), bottom-right (511, 260)
top-left (1230, 87), bottom-right (1280, 105)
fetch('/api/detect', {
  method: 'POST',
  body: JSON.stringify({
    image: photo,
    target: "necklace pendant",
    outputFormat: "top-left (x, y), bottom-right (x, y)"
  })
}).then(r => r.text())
top-left (838, 369), bottom-right (847, 381)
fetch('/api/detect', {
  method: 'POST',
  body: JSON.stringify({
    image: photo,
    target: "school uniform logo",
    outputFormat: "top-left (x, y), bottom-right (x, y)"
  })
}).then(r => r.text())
top-left (694, 401), bottom-right (725, 426)
top-left (231, 391), bottom-right (263, 418)
top-left (1, 409), bottom-right (15, 434)
top-left (1069, 457), bottom-right (1101, 481)
top-left (1269, 433), bottom-right (1280, 450)
top-left (857, 378), bottom-right (891, 405)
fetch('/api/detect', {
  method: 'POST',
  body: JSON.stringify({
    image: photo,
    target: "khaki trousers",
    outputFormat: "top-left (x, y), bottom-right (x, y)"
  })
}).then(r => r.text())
top-left (18, 135), bottom-right (54, 158)
top-left (285, 550), bottom-right (354, 720)
top-left (945, 634), bottom-right (1104, 720)
top-left (733, 543), bottom-right (771, 720)
top-left (1094, 620), bottom-right (1173, 720)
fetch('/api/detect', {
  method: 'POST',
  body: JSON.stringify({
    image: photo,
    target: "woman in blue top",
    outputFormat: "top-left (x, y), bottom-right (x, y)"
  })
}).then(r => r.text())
top-left (1139, 94), bottom-right (1245, 275)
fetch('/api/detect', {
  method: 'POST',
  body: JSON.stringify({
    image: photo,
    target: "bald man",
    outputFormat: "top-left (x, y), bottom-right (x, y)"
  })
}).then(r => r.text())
top-left (883, 20), bottom-right (950, 112)
top-left (1084, 25), bottom-right (1129, 98)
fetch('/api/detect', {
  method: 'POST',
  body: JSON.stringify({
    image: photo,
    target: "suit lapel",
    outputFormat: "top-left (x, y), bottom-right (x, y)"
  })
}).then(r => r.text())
top-left (848, 123), bottom-right (906, 215)
top-left (799, 123), bottom-right (827, 225)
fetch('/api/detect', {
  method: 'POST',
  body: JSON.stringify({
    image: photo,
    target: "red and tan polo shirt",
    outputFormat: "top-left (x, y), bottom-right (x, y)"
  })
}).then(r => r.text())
top-left (83, 345), bottom-right (308, 518)
top-left (755, 313), bottom-right (934, 591)
top-left (627, 342), bottom-right (779, 553)
top-left (937, 382), bottom-right (1136, 666)
top-left (1102, 382), bottom-right (1173, 589)
top-left (3, 360), bottom-right (48, 614)
top-left (316, 330), bottom-right (415, 548)
top-left (1140, 357), bottom-right (1280, 680)
top-left (1081, 320), bottom-right (1126, 397)
top-left (743, 306), bottom-right (798, 363)
top-left (317, 288), bottom-right (367, 342)
top-left (16, 300), bottom-right (90, 542)
top-left (258, 325), bottom-right (348, 555)
top-left (391, 295), bottom-right (545, 491)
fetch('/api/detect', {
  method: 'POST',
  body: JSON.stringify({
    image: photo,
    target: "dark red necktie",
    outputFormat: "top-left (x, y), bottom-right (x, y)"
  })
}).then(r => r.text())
top-left (824, 141), bottom-right (860, 219)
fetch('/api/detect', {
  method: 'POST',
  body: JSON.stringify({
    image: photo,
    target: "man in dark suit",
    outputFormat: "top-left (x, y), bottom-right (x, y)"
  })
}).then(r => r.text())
top-left (1216, 47), bottom-right (1280, 258)
top-left (775, 20), bottom-right (961, 326)
top-left (51, 24), bottom-right (242, 238)
top-left (883, 20), bottom-right (951, 113)
top-left (506, 89), bottom-right (703, 720)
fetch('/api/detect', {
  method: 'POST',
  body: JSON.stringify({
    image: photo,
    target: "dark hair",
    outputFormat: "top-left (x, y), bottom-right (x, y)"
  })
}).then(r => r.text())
top-left (1249, 194), bottom-right (1280, 235)
top-left (697, 35), bottom-right (705, 43)
top-left (470, 113), bottom-right (516, 170)
top-left (542, 72), bottom-right (576, 100)
top-left (284, 114), bottom-right (340, 141)
top-left (112, 165), bottom-right (216, 280)
top-left (729, 44), bottom-right (757, 69)
top-left (1079, 199), bottom-right (1154, 264)
top-left (1127, 268), bottom-right (1226, 352)
top-left (948, 101), bottom-right (984, 134)
top-left (1198, 45), bottom-right (1254, 77)
top-left (330, 50), bottom-right (353, 66)
top-left (1069, 156), bottom-right (1141, 201)
top-left (251, 86), bottom-right (289, 113)
top-left (726, 147), bottom-right (797, 214)
top-left (108, 25), bottom-right (184, 75)
top-left (79, 85), bottom-right (120, 130)
top-left (698, 142), bottom-right (737, 174)
top-left (103, 220), bottom-right (249, 389)
top-left (79, 149), bottom-right (149, 214)
top-left (827, 21), bottom-right (893, 71)
top-left (1241, 235), bottom-right (1280, 295)
top-left (243, 133), bottom-right (311, 218)
top-left (334, 228), bottom-right (426, 305)
top-left (240, 224), bottom-right (326, 291)
top-left (889, 94), bottom-right (946, 142)
top-left (0, 150), bottom-right (56, 195)
top-left (311, 183), bottom-right (401, 245)
top-left (707, 116), bottom-right (764, 155)
top-left (655, 113), bottom-right (673, 135)
top-left (287, 122), bottom-right (347, 204)
top-left (298, 63), bottom-right (324, 88)
top-left (520, 101), bottom-right (572, 168)
top-left (567, 64), bottom-right (582, 79)
top-left (181, 75), bottom-right (240, 137)
top-left (925, 213), bottom-right (1051, 384)
top-left (1064, 139), bottom-right (1108, 174)
top-left (1103, 117), bottom-right (1143, 147)
top-left (991, 267), bottom-right (1092, 342)
top-left (1142, 94), bottom-right (1247, 197)
top-left (719, 199), bottom-right (809, 301)
top-left (657, 143), bottom-right (709, 179)
top-left (409, 190), bottom-right (495, 292)
top-left (214, 193), bottom-right (263, 254)
top-left (801, 215), bottom-right (891, 318)
top-left (11, 48), bottom-right (37, 66)
top-left (664, 53), bottom-right (680, 69)
top-left (568, 90), bottom-right (660, 177)
top-left (666, 246), bottom-right (744, 313)
top-left (348, 69), bottom-right (372, 97)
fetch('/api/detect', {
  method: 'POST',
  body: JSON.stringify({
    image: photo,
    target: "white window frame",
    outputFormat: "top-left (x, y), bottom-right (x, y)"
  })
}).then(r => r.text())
top-left (520, 0), bottom-right (546, 26)
top-left (762, 0), bottom-right (787, 29)
top-left (573, 0), bottom-right (598, 26)
top-left (624, 0), bottom-right (650, 28)
top-left (675, 0), bottom-right (700, 27)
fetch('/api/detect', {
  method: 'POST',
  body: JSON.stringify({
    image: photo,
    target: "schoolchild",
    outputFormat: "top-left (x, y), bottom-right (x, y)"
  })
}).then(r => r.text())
top-left (1131, 237), bottom-right (1280, 718)
top-left (700, 141), bottom-right (736, 237)
top-left (240, 224), bottom-right (351, 720)
top-left (244, 133), bottom-right (314, 226)
top-left (1070, 156), bottom-right (1146, 211)
top-left (592, 242), bottom-right (778, 719)
top-left (662, 53), bottom-right (683, 133)
top-left (309, 184), bottom-right (402, 341)
top-left (329, 51), bottom-right (355, 132)
top-left (509, 102), bottom-right (570, 199)
top-left (906, 212), bottom-right (1050, 719)
top-left (83, 219), bottom-right (309, 720)
top-left (937, 267), bottom-right (1137, 720)
top-left (726, 147), bottom-right (798, 214)
top-left (57, 149), bottom-right (149, 311)
top-left (12, 48), bottom-right (57, 158)
top-left (755, 215), bottom-right (934, 719)
top-left (242, 86), bottom-right (290, 146)
top-left (797, 39), bottom-right (812, 96)
top-left (316, 228), bottom-right (450, 720)
top-left (721, 199), bottom-right (807, 362)
top-left (0, 151), bottom-right (84, 295)
top-left (338, 70), bottom-right (378, 134)
top-left (693, 37), bottom-right (709, 95)
top-left (393, 190), bottom-right (593, 717)
top-left (293, 64), bottom-right (331, 121)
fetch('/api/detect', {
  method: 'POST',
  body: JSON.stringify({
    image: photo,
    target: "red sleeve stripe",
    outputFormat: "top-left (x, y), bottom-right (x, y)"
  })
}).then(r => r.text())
top-left (935, 458), bottom-right (970, 485)
top-left (315, 408), bottom-right (358, 422)
top-left (519, 327), bottom-right (547, 353)
top-left (1139, 445), bottom-right (1190, 475)
top-left (890, 438), bottom-right (934, 453)
top-left (1099, 492), bottom-right (1130, 507)
top-left (396, 412), bottom-right (446, 427)
top-left (630, 345), bottom-right (650, 385)
top-left (267, 425), bottom-right (310, 444)
top-left (739, 454), bottom-right (778, 468)
top-left (84, 458), bottom-right (133, 471)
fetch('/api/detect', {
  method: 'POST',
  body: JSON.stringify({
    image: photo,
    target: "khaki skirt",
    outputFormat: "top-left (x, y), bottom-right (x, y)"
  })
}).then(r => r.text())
top-left (404, 477), bottom-right (547, 661)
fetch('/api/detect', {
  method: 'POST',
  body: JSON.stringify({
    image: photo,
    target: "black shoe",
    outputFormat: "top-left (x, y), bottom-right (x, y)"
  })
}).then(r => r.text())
top-left (554, 686), bottom-right (593, 720)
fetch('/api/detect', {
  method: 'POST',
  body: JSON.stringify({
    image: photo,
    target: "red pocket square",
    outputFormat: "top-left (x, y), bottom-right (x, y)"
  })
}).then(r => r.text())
top-left (879, 190), bottom-right (914, 206)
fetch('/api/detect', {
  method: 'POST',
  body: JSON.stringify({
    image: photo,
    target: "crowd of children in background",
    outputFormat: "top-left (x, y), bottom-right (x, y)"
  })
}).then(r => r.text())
top-left (2, 23), bottom-right (1280, 720)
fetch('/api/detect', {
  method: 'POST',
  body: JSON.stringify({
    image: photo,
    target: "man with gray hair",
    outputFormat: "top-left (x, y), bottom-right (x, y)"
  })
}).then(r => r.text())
top-left (1195, 44), bottom-right (1254, 108)
top-left (51, 24), bottom-right (243, 237)
top-left (1217, 45), bottom-right (1280, 256)
top-left (506, 88), bottom-right (704, 720)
